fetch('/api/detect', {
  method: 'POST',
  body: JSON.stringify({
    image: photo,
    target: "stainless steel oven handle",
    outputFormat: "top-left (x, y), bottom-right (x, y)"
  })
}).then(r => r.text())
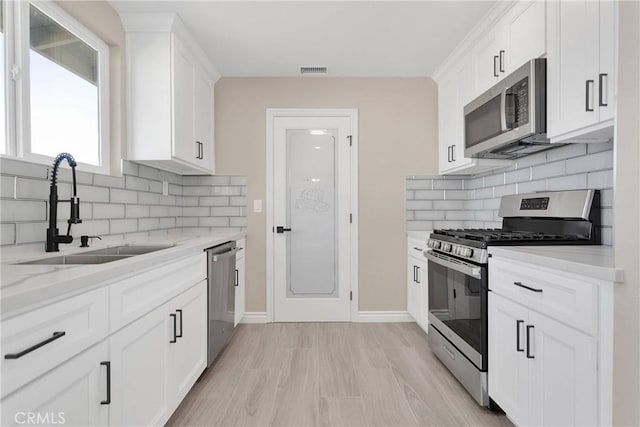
top-left (424, 251), bottom-right (482, 280)
top-left (211, 247), bottom-right (241, 262)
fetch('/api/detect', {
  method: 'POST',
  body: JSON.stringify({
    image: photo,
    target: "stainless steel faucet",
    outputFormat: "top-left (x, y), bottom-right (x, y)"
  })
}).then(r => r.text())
top-left (46, 153), bottom-right (82, 252)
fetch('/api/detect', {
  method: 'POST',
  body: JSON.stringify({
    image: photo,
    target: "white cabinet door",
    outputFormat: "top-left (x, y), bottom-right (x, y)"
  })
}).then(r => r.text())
top-left (172, 37), bottom-right (197, 166)
top-left (597, 0), bottom-right (616, 122)
top-left (169, 282), bottom-right (207, 408)
top-left (502, 0), bottom-right (546, 73)
top-left (438, 70), bottom-right (458, 173)
top-left (234, 253), bottom-right (246, 326)
top-left (527, 311), bottom-right (598, 427)
top-left (1, 342), bottom-right (109, 427)
top-left (488, 293), bottom-right (530, 427)
top-left (109, 304), bottom-right (172, 427)
top-left (547, 0), bottom-right (601, 139)
top-left (194, 68), bottom-right (215, 174)
top-left (407, 256), bottom-right (422, 324)
top-left (472, 28), bottom-right (501, 93)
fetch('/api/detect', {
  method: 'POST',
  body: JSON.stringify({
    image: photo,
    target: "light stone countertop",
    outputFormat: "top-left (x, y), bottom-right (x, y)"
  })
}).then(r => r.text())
top-left (0, 230), bottom-right (246, 320)
top-left (488, 245), bottom-right (623, 283)
top-left (406, 230), bottom-right (431, 242)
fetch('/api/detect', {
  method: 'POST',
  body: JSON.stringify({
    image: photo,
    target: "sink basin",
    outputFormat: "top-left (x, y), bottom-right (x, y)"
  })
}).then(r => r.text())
top-left (84, 244), bottom-right (175, 256)
top-left (17, 254), bottom-right (134, 265)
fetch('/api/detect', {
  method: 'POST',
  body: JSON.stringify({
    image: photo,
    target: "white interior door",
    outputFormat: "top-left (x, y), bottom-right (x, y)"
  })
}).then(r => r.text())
top-left (273, 116), bottom-right (352, 322)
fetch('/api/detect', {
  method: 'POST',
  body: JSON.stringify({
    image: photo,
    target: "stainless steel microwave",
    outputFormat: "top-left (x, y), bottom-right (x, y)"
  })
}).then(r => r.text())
top-left (463, 58), bottom-right (551, 159)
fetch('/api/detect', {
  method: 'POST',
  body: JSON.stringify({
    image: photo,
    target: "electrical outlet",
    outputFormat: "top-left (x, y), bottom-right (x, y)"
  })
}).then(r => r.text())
top-left (253, 200), bottom-right (262, 213)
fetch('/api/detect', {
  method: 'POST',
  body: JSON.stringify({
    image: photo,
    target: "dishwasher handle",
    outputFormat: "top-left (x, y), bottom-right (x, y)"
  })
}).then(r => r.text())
top-left (210, 247), bottom-right (242, 262)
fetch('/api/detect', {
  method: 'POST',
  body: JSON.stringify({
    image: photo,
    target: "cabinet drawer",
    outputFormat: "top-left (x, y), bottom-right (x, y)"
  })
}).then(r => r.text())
top-left (110, 253), bottom-right (206, 332)
top-left (1, 287), bottom-right (109, 398)
top-left (408, 239), bottom-right (427, 257)
top-left (489, 257), bottom-right (597, 334)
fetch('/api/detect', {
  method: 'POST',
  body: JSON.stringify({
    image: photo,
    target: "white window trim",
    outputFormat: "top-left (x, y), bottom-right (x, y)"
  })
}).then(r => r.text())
top-left (4, 0), bottom-right (110, 175)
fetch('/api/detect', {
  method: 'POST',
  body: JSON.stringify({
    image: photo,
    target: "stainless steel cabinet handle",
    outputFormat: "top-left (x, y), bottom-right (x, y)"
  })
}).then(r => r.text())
top-left (513, 281), bottom-right (543, 293)
top-left (493, 55), bottom-right (499, 77)
top-left (235, 269), bottom-right (239, 287)
top-left (526, 325), bottom-right (535, 359)
top-left (599, 73), bottom-right (608, 107)
top-left (516, 320), bottom-right (524, 352)
top-left (4, 332), bottom-right (66, 359)
top-left (100, 361), bottom-right (111, 405)
top-left (170, 313), bottom-right (177, 343)
top-left (499, 50), bottom-right (505, 73)
top-left (585, 80), bottom-right (594, 112)
top-left (415, 266), bottom-right (420, 284)
top-left (176, 309), bottom-right (183, 338)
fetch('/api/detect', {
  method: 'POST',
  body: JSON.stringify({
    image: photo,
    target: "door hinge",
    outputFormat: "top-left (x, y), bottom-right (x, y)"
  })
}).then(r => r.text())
top-left (350, 291), bottom-right (353, 301)
top-left (11, 64), bottom-right (20, 81)
top-left (347, 135), bottom-right (352, 147)
top-left (349, 213), bottom-right (353, 223)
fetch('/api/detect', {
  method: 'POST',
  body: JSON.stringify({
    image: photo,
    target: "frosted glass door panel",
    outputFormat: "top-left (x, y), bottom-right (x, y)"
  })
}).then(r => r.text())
top-left (286, 129), bottom-right (338, 298)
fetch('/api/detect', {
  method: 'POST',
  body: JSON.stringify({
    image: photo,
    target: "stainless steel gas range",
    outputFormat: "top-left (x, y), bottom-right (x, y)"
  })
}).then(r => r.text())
top-left (424, 190), bottom-right (601, 407)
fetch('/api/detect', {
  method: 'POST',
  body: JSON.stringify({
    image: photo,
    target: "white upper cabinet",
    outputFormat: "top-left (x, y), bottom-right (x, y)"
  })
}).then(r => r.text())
top-left (547, 0), bottom-right (617, 143)
top-left (122, 14), bottom-right (219, 175)
top-left (502, 0), bottom-right (546, 74)
top-left (472, 27), bottom-right (502, 92)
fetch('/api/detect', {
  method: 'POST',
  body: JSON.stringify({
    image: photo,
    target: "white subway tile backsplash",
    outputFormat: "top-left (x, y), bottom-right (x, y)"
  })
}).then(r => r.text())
top-left (406, 145), bottom-right (614, 245)
top-left (587, 170), bottom-right (613, 188)
top-left (126, 205), bottom-right (151, 218)
top-left (110, 219), bottom-right (138, 234)
top-left (517, 179), bottom-right (546, 194)
top-left (406, 179), bottom-right (433, 190)
top-left (547, 173), bottom-right (587, 191)
top-left (531, 160), bottom-right (566, 179)
top-left (434, 179), bottom-right (463, 190)
top-left (93, 203), bottom-right (125, 219)
top-left (1, 200), bottom-right (46, 222)
top-left (1, 223), bottom-right (16, 245)
top-left (566, 150), bottom-right (613, 174)
top-left (1, 159), bottom-right (247, 248)
top-left (110, 189), bottom-right (138, 204)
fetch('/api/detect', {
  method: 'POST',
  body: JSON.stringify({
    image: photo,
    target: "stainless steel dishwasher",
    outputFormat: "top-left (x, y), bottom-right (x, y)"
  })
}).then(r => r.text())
top-left (205, 241), bottom-right (240, 367)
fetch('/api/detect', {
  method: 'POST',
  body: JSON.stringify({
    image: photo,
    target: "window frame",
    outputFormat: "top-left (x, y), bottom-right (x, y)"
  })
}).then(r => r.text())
top-left (3, 0), bottom-right (110, 175)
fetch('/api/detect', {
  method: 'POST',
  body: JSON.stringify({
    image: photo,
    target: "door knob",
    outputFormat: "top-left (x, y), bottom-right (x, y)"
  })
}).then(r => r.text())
top-left (276, 226), bottom-right (292, 234)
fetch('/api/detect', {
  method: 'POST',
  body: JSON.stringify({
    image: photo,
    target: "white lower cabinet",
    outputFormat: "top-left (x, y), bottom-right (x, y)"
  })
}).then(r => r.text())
top-left (1, 341), bottom-right (109, 427)
top-left (108, 300), bottom-right (173, 426)
top-left (234, 245), bottom-right (246, 326)
top-left (110, 281), bottom-right (207, 427)
top-left (169, 281), bottom-right (207, 406)
top-left (407, 238), bottom-right (428, 332)
top-left (489, 256), bottom-right (609, 426)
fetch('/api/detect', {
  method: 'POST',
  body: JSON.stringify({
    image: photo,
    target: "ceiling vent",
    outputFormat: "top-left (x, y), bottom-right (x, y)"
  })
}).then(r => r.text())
top-left (300, 66), bottom-right (328, 75)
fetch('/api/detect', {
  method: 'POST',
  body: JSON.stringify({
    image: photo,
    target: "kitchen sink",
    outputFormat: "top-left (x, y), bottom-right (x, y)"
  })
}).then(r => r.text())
top-left (83, 244), bottom-right (175, 256)
top-left (17, 254), bottom-right (134, 265)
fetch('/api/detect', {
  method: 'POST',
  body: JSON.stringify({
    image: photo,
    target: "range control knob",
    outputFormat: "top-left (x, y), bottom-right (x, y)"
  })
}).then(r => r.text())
top-left (433, 241), bottom-right (441, 249)
top-left (460, 248), bottom-right (474, 258)
top-left (442, 243), bottom-right (452, 252)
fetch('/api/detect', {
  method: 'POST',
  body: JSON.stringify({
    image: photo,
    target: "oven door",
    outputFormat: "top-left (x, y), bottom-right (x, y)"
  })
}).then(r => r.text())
top-left (425, 250), bottom-right (488, 371)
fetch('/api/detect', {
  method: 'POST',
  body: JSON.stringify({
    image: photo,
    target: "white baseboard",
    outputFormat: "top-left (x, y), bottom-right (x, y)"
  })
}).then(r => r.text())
top-left (356, 311), bottom-right (414, 323)
top-left (240, 311), bottom-right (415, 323)
top-left (240, 312), bottom-right (268, 324)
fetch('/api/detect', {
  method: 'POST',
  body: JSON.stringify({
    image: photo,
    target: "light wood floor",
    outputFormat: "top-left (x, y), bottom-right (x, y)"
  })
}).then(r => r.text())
top-left (167, 322), bottom-right (513, 427)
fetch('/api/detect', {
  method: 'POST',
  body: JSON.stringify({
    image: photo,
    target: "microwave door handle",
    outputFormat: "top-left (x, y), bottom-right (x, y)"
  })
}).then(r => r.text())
top-left (500, 90), bottom-right (507, 131)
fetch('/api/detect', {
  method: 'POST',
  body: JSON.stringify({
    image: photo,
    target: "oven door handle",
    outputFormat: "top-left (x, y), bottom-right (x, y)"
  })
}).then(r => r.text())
top-left (424, 251), bottom-right (482, 280)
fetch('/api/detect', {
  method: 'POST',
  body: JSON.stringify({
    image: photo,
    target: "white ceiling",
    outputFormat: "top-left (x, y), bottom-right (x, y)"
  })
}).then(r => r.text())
top-left (109, 1), bottom-right (496, 77)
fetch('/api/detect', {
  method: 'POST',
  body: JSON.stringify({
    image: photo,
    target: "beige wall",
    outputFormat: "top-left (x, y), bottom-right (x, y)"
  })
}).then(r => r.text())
top-left (613, 1), bottom-right (640, 425)
top-left (214, 78), bottom-right (438, 312)
top-left (56, 1), bottom-right (126, 176)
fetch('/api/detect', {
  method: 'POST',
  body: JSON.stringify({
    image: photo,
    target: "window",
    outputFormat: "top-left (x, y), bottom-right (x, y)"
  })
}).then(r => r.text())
top-left (2, 0), bottom-right (109, 173)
